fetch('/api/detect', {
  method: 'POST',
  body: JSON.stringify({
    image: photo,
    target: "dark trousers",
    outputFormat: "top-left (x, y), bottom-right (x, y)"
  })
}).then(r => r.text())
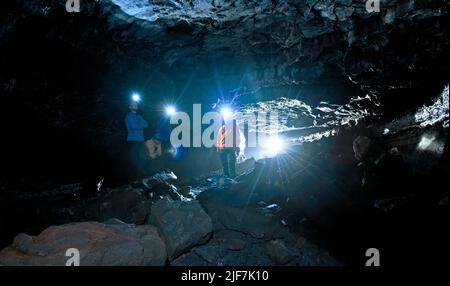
top-left (219, 148), bottom-right (238, 177)
top-left (127, 141), bottom-right (147, 179)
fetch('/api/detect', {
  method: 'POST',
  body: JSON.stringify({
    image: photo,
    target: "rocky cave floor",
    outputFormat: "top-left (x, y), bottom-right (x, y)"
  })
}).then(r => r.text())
top-left (0, 106), bottom-right (448, 266)
top-left (0, 167), bottom-right (343, 266)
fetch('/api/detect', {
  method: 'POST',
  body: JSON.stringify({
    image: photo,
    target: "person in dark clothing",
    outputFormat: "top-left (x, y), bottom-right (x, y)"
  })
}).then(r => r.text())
top-left (219, 147), bottom-right (238, 177)
top-left (125, 102), bottom-right (148, 179)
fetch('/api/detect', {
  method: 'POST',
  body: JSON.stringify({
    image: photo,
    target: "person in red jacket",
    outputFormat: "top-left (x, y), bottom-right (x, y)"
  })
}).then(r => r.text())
top-left (216, 104), bottom-right (242, 178)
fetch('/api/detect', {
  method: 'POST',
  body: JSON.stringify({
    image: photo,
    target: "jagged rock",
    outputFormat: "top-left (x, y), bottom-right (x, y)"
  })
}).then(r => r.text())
top-left (49, 170), bottom-right (187, 225)
top-left (147, 181), bottom-right (185, 201)
top-left (373, 195), bottom-right (416, 214)
top-left (53, 186), bottom-right (152, 225)
top-left (212, 222), bottom-right (226, 232)
top-left (0, 182), bottom-right (83, 202)
top-left (193, 245), bottom-right (224, 264)
top-left (258, 203), bottom-right (282, 217)
top-left (353, 136), bottom-right (373, 162)
top-left (265, 239), bottom-right (297, 265)
top-left (223, 238), bottom-right (246, 251)
top-left (0, 221), bottom-right (166, 266)
top-left (103, 217), bottom-right (128, 226)
top-left (295, 236), bottom-right (307, 249)
top-left (149, 197), bottom-right (213, 260)
top-left (220, 239), bottom-right (274, 266)
top-left (214, 229), bottom-right (247, 251)
top-left (12, 233), bottom-right (33, 254)
top-left (174, 228), bottom-right (275, 266)
top-left (198, 187), bottom-right (285, 239)
top-left (171, 252), bottom-right (209, 266)
top-left (141, 170), bottom-right (177, 189)
top-left (178, 186), bottom-right (193, 197)
top-left (140, 171), bottom-right (189, 201)
top-left (1, 0), bottom-right (446, 123)
top-left (176, 185), bottom-right (201, 200)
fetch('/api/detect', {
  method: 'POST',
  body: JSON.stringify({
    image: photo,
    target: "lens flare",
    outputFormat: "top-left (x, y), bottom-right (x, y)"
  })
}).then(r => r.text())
top-left (165, 105), bottom-right (177, 116)
top-left (220, 106), bottom-right (233, 120)
top-left (261, 135), bottom-right (285, 158)
top-left (131, 93), bottom-right (141, 102)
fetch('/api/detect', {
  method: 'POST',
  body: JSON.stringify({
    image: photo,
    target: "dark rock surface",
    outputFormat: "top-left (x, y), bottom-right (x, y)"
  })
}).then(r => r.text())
top-left (149, 197), bottom-right (213, 260)
top-left (2, 0), bottom-right (446, 89)
top-left (266, 239), bottom-right (297, 265)
top-left (0, 0), bottom-right (447, 198)
top-left (0, 170), bottom-right (184, 249)
top-left (49, 170), bottom-right (186, 225)
top-left (0, 86), bottom-right (448, 265)
top-left (168, 205), bottom-right (341, 266)
top-left (0, 0), bottom-right (447, 142)
top-left (0, 221), bottom-right (167, 266)
top-left (0, 0), bottom-right (448, 267)
top-left (54, 186), bottom-right (152, 224)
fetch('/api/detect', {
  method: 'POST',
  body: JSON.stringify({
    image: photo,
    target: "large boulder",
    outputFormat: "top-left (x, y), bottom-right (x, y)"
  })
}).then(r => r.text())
top-left (149, 198), bottom-right (212, 260)
top-left (170, 228), bottom-right (276, 266)
top-left (198, 187), bottom-right (284, 239)
top-left (0, 221), bottom-right (166, 266)
top-left (265, 239), bottom-right (297, 265)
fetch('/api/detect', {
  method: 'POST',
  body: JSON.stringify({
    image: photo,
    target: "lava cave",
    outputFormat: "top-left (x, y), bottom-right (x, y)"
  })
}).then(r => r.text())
top-left (0, 0), bottom-right (449, 269)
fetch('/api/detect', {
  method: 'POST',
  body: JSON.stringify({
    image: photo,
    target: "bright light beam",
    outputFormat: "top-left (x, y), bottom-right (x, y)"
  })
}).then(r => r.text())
top-left (131, 93), bottom-right (141, 102)
top-left (165, 105), bottom-right (177, 116)
top-left (261, 135), bottom-right (285, 158)
top-left (220, 106), bottom-right (233, 121)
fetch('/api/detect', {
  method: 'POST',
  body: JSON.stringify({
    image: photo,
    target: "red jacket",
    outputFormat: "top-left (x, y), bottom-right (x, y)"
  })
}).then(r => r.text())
top-left (217, 119), bottom-right (241, 149)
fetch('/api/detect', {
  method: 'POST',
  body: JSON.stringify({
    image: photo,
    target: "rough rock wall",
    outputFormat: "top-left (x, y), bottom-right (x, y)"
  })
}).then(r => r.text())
top-left (1, 0), bottom-right (448, 99)
top-left (0, 0), bottom-right (448, 182)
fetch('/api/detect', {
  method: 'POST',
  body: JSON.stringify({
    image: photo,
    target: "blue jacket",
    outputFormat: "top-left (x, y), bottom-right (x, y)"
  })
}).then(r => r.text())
top-left (125, 112), bottom-right (148, 142)
top-left (152, 118), bottom-right (171, 142)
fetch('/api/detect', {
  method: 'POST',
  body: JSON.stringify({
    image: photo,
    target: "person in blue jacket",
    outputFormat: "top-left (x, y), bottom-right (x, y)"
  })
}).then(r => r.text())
top-left (125, 102), bottom-right (148, 179)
